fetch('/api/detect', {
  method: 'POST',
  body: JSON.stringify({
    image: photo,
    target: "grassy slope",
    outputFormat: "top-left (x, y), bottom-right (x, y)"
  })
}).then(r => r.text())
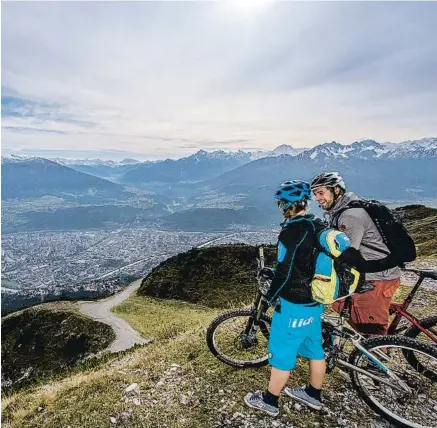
top-left (3, 284), bottom-right (437, 428)
top-left (138, 244), bottom-right (276, 308)
top-left (1, 302), bottom-right (115, 389)
top-left (397, 204), bottom-right (437, 257)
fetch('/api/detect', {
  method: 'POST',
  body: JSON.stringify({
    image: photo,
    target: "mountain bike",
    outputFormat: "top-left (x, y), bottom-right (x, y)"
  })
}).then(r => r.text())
top-left (388, 267), bottom-right (437, 381)
top-left (391, 268), bottom-right (437, 344)
top-left (206, 248), bottom-right (437, 428)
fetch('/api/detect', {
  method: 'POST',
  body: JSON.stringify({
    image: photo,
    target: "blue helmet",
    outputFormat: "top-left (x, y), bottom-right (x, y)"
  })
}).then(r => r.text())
top-left (274, 180), bottom-right (311, 208)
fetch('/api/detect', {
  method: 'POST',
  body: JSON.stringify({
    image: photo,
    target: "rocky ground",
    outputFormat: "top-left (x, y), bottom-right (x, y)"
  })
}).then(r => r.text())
top-left (401, 258), bottom-right (437, 290)
top-left (105, 360), bottom-right (396, 428)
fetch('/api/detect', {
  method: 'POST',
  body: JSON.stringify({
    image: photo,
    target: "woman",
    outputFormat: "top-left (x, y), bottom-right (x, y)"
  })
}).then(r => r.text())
top-left (244, 180), bottom-right (326, 416)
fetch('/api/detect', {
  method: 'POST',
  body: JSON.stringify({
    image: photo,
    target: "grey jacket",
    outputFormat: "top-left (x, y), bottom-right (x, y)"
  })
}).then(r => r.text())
top-left (327, 192), bottom-right (401, 281)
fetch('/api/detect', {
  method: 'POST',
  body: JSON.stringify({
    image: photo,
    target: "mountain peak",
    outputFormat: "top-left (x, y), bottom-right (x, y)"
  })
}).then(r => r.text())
top-left (271, 144), bottom-right (306, 157)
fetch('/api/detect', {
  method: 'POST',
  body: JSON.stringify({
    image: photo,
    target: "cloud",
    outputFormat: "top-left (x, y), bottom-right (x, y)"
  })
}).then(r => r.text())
top-left (2, 1), bottom-right (437, 159)
top-left (2, 126), bottom-right (68, 135)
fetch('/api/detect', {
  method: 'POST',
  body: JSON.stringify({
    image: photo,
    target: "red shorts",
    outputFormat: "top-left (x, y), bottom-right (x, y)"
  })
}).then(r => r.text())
top-left (332, 278), bottom-right (401, 335)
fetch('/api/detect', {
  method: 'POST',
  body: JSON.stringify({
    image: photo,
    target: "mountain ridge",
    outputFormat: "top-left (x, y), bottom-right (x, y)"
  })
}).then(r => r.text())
top-left (1, 157), bottom-right (133, 201)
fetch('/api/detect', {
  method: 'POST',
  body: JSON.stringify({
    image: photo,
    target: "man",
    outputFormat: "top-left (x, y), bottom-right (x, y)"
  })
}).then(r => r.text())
top-left (244, 180), bottom-right (326, 417)
top-left (310, 172), bottom-right (401, 335)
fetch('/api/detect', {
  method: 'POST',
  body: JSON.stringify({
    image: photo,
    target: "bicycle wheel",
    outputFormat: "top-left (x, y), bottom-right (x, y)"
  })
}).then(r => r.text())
top-left (404, 316), bottom-right (437, 381)
top-left (206, 309), bottom-right (271, 368)
top-left (405, 315), bottom-right (437, 345)
top-left (349, 335), bottom-right (437, 428)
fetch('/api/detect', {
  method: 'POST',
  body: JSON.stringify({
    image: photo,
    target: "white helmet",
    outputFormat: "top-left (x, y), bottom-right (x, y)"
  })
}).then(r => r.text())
top-left (310, 172), bottom-right (346, 192)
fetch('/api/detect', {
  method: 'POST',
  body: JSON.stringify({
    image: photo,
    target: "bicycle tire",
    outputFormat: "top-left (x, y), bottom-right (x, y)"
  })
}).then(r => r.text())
top-left (403, 315), bottom-right (437, 381)
top-left (349, 335), bottom-right (437, 428)
top-left (404, 315), bottom-right (437, 343)
top-left (206, 309), bottom-right (272, 368)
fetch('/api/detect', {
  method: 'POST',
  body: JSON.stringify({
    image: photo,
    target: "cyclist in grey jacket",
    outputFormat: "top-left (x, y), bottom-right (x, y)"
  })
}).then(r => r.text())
top-left (311, 172), bottom-right (401, 335)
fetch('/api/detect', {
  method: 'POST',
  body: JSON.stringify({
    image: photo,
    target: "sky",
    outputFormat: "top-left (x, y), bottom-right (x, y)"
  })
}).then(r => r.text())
top-left (2, 1), bottom-right (437, 160)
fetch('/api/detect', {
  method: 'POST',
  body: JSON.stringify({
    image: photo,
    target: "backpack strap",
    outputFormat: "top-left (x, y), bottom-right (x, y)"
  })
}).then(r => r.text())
top-left (315, 229), bottom-right (339, 261)
top-left (331, 200), bottom-right (391, 257)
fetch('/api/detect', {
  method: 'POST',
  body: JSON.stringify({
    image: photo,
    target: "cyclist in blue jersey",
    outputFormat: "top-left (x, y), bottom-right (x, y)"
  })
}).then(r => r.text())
top-left (244, 180), bottom-right (327, 416)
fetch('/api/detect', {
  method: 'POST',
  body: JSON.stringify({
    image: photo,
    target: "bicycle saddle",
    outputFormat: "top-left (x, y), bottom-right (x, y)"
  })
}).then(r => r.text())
top-left (417, 269), bottom-right (437, 280)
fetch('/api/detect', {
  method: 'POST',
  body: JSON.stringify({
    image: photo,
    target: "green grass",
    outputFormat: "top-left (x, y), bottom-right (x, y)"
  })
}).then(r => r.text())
top-left (112, 294), bottom-right (222, 341)
top-left (4, 285), bottom-right (437, 428)
top-left (1, 304), bottom-right (115, 391)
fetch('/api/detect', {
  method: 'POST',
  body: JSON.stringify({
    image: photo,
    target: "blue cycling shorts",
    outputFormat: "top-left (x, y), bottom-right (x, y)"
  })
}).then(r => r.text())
top-left (268, 298), bottom-right (325, 371)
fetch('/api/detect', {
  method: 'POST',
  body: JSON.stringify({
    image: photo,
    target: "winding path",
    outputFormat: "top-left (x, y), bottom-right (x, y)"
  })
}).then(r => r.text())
top-left (78, 232), bottom-right (252, 352)
top-left (79, 279), bottom-right (151, 352)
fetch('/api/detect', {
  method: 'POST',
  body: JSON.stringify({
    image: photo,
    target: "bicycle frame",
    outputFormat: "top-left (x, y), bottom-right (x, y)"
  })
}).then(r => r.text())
top-left (387, 274), bottom-right (437, 343)
top-left (243, 289), bottom-right (269, 336)
top-left (324, 313), bottom-right (411, 393)
top-left (243, 247), bottom-right (270, 337)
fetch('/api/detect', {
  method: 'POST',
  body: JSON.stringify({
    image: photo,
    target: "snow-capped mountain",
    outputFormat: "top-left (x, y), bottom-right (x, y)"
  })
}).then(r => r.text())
top-left (190, 149), bottom-right (251, 163)
top-left (299, 140), bottom-right (391, 161)
top-left (1, 154), bottom-right (35, 163)
top-left (195, 137), bottom-right (437, 207)
top-left (121, 149), bottom-right (253, 186)
top-left (292, 137), bottom-right (437, 162)
top-left (396, 137), bottom-right (437, 150)
top-left (54, 158), bottom-right (141, 166)
top-left (381, 137), bottom-right (437, 159)
top-left (271, 144), bottom-right (307, 157)
top-left (249, 144), bottom-right (308, 160)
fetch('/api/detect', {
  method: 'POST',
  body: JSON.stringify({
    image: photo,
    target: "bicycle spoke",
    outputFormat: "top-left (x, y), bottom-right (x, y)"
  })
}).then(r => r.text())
top-left (212, 315), bottom-right (270, 365)
top-left (355, 343), bottom-right (437, 427)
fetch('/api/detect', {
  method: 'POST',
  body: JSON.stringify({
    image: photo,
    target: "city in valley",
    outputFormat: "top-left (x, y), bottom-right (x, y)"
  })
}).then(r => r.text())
top-left (1, 228), bottom-right (279, 314)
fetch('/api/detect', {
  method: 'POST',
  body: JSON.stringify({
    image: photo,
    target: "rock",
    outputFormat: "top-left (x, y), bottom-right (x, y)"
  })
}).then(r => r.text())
top-left (133, 398), bottom-right (141, 406)
top-left (42, 385), bottom-right (54, 392)
top-left (272, 421), bottom-right (280, 427)
top-left (156, 380), bottom-right (165, 387)
top-left (37, 407), bottom-right (43, 412)
top-left (125, 383), bottom-right (139, 394)
top-left (180, 394), bottom-right (189, 405)
top-left (110, 417), bottom-right (117, 424)
top-left (294, 403), bottom-right (302, 411)
top-left (219, 389), bottom-right (225, 395)
top-left (232, 412), bottom-right (245, 419)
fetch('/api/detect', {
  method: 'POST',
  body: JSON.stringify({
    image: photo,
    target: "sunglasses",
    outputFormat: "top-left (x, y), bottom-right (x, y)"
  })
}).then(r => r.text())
top-left (276, 200), bottom-right (291, 210)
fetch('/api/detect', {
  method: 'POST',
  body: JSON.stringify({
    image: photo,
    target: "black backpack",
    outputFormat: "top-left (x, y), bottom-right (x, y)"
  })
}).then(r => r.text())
top-left (332, 199), bottom-right (416, 268)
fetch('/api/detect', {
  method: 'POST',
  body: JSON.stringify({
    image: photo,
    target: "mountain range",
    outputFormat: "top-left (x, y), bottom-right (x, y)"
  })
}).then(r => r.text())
top-left (2, 137), bottom-right (437, 232)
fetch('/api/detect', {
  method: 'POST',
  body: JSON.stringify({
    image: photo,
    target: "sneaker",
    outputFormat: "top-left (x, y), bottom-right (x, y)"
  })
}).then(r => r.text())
top-left (284, 386), bottom-right (324, 410)
top-left (244, 390), bottom-right (279, 416)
